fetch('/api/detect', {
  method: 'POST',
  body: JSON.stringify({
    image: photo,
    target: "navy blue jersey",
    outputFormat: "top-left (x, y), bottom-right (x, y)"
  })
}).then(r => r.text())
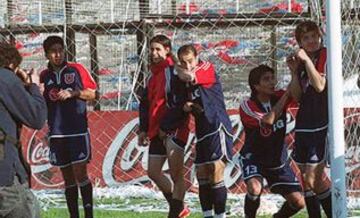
top-left (295, 48), bottom-right (327, 132)
top-left (160, 67), bottom-right (190, 134)
top-left (40, 62), bottom-right (97, 137)
top-left (239, 90), bottom-right (291, 168)
top-left (186, 61), bottom-right (232, 140)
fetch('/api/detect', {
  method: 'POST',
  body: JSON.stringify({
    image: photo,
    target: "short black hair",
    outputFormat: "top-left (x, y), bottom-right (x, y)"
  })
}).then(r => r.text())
top-left (177, 44), bottom-right (197, 58)
top-left (248, 64), bottom-right (274, 97)
top-left (43, 36), bottom-right (64, 54)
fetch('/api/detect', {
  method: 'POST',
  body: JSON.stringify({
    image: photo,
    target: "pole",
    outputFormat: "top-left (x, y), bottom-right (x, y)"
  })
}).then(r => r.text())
top-left (326, 0), bottom-right (347, 217)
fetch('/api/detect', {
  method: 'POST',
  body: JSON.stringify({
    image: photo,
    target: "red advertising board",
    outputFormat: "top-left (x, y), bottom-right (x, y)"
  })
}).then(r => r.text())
top-left (20, 109), bottom-right (360, 193)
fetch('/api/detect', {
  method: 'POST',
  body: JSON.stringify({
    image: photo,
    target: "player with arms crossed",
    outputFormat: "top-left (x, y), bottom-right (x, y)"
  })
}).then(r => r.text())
top-left (287, 20), bottom-right (332, 217)
top-left (138, 35), bottom-right (190, 218)
top-left (175, 44), bottom-right (233, 218)
top-left (40, 36), bottom-right (97, 218)
top-left (239, 64), bottom-right (305, 218)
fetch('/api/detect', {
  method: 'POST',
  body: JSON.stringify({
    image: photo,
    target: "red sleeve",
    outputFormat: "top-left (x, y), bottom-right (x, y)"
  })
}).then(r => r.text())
top-left (39, 69), bottom-right (48, 83)
top-left (239, 99), bottom-right (265, 128)
top-left (68, 63), bottom-right (97, 90)
top-left (193, 62), bottom-right (216, 88)
top-left (316, 48), bottom-right (327, 77)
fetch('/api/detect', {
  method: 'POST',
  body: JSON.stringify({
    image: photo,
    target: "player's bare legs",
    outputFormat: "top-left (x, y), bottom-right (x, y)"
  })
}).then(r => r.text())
top-left (284, 192), bottom-right (305, 210)
top-left (244, 177), bottom-right (263, 218)
top-left (148, 156), bottom-right (173, 202)
top-left (166, 139), bottom-right (185, 201)
top-left (210, 159), bottom-right (226, 184)
top-left (273, 191), bottom-right (305, 218)
top-left (166, 138), bottom-right (188, 217)
top-left (299, 162), bottom-right (332, 217)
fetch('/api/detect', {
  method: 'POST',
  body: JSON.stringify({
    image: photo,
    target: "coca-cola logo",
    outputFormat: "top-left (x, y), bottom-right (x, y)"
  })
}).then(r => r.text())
top-left (102, 114), bottom-right (245, 190)
top-left (31, 141), bottom-right (49, 164)
top-left (26, 129), bottom-right (63, 188)
top-left (103, 118), bottom-right (149, 186)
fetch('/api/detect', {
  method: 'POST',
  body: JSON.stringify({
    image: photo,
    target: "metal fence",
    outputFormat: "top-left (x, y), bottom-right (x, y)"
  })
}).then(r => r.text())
top-left (1, 0), bottom-right (360, 213)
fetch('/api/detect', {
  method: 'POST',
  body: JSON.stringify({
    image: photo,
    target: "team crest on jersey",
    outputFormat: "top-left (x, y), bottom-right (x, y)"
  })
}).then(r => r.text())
top-left (64, 73), bottom-right (75, 84)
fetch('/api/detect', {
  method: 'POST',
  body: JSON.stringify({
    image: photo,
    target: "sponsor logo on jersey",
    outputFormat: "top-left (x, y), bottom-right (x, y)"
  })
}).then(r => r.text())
top-left (49, 88), bottom-right (60, 101)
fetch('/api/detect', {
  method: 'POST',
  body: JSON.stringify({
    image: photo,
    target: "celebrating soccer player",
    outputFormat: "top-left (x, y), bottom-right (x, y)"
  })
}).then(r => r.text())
top-left (288, 20), bottom-right (332, 217)
top-left (175, 44), bottom-right (233, 218)
top-left (138, 35), bottom-right (190, 218)
top-left (239, 64), bottom-right (305, 218)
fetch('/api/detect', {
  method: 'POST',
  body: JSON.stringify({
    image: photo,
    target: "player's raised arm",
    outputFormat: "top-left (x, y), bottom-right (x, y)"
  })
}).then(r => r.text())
top-left (239, 64), bottom-right (305, 217)
top-left (261, 90), bottom-right (290, 126)
top-left (296, 48), bottom-right (326, 92)
top-left (286, 55), bottom-right (302, 102)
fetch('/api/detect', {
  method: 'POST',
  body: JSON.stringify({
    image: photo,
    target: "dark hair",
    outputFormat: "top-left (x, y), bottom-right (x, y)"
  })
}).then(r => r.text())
top-left (177, 44), bottom-right (197, 58)
top-left (150, 34), bottom-right (172, 51)
top-left (295, 20), bottom-right (322, 44)
top-left (149, 34), bottom-right (176, 64)
top-left (0, 42), bottom-right (22, 68)
top-left (248, 64), bottom-right (274, 98)
top-left (43, 35), bottom-right (64, 54)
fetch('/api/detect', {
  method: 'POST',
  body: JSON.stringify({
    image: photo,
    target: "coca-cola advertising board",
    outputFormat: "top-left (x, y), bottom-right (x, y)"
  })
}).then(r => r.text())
top-left (20, 109), bottom-right (360, 193)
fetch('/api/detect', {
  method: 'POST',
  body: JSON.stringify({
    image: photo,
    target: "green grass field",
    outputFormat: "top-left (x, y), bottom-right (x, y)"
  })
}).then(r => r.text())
top-left (41, 208), bottom-right (309, 218)
top-left (38, 192), bottom-right (358, 218)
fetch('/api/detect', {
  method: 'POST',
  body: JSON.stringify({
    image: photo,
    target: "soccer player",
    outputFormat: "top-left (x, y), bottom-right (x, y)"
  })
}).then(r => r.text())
top-left (40, 36), bottom-right (97, 218)
top-left (138, 35), bottom-right (190, 218)
top-left (239, 64), bottom-right (305, 218)
top-left (287, 20), bottom-right (332, 217)
top-left (175, 44), bottom-right (233, 218)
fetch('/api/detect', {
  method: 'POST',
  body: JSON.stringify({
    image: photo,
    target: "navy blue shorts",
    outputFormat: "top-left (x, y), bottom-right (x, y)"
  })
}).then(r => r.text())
top-left (194, 128), bottom-right (233, 165)
top-left (292, 129), bottom-right (328, 165)
top-left (149, 135), bottom-right (187, 157)
top-left (49, 134), bottom-right (91, 168)
top-left (148, 136), bottom-right (166, 157)
top-left (241, 156), bottom-right (302, 196)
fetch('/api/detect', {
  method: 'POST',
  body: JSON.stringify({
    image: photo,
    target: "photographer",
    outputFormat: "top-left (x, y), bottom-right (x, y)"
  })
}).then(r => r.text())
top-left (0, 42), bottom-right (47, 218)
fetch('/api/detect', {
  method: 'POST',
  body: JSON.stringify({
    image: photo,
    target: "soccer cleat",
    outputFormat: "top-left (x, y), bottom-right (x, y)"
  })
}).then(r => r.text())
top-left (178, 206), bottom-right (191, 218)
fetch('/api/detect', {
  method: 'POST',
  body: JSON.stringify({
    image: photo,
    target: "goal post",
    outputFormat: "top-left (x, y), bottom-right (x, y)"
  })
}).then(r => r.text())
top-left (326, 0), bottom-right (347, 217)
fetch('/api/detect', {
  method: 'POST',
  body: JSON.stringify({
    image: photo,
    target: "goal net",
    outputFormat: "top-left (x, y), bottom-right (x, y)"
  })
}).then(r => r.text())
top-left (1, 0), bottom-right (359, 215)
